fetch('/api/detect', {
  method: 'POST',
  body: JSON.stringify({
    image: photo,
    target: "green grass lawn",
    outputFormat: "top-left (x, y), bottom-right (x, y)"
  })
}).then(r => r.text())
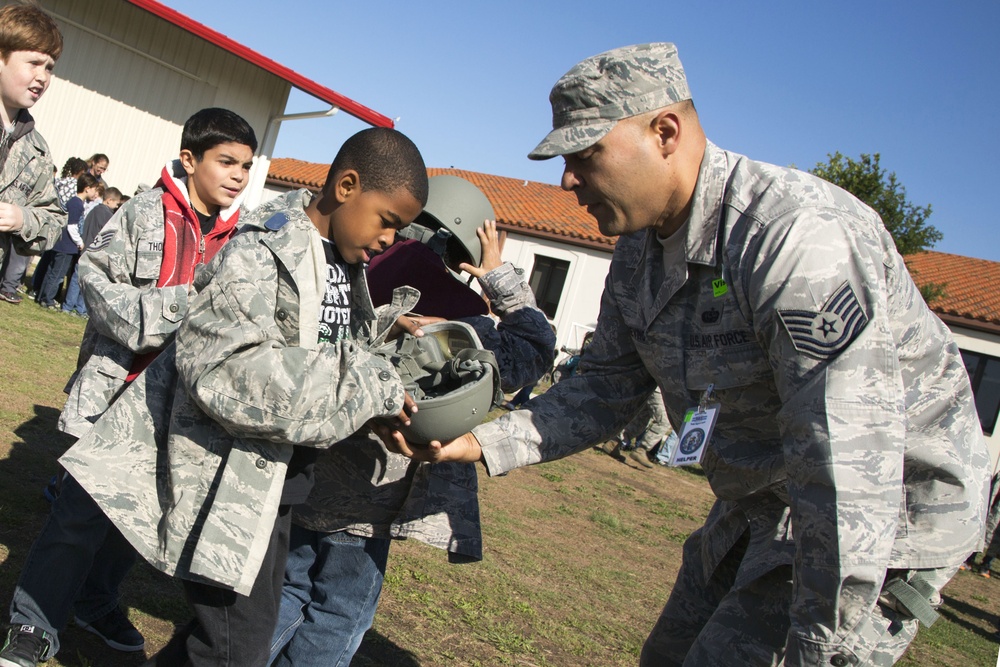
top-left (0, 297), bottom-right (998, 666)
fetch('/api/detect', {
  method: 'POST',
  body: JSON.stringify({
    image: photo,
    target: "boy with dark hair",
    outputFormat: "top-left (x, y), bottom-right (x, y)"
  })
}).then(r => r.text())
top-left (270, 177), bottom-right (556, 666)
top-left (0, 107), bottom-right (257, 667)
top-left (80, 186), bottom-right (122, 249)
top-left (61, 126), bottom-right (429, 666)
top-left (0, 2), bottom-right (65, 305)
top-left (36, 172), bottom-right (99, 309)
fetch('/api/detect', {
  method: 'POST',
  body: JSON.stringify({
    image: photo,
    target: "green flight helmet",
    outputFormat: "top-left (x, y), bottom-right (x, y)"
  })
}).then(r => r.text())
top-left (376, 321), bottom-right (503, 444)
top-left (397, 175), bottom-right (495, 269)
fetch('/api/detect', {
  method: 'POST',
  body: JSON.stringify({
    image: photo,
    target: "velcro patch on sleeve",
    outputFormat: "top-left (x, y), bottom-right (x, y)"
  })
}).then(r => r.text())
top-left (777, 281), bottom-right (869, 360)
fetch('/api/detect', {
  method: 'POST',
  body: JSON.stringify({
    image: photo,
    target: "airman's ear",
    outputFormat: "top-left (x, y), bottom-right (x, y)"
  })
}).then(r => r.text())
top-left (649, 109), bottom-right (682, 157)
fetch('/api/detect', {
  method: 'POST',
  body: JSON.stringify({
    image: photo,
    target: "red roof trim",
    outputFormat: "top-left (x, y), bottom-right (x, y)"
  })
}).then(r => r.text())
top-left (124, 0), bottom-right (393, 128)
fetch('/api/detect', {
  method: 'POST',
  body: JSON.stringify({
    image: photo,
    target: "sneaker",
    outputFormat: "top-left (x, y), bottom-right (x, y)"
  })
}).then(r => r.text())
top-left (629, 448), bottom-right (655, 469)
top-left (0, 291), bottom-right (22, 305)
top-left (0, 624), bottom-right (51, 667)
top-left (74, 607), bottom-right (144, 652)
top-left (979, 569), bottom-right (991, 579)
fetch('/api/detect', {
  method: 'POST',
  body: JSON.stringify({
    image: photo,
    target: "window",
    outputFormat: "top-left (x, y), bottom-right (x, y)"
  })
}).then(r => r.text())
top-left (528, 255), bottom-right (569, 320)
top-left (961, 349), bottom-right (1000, 436)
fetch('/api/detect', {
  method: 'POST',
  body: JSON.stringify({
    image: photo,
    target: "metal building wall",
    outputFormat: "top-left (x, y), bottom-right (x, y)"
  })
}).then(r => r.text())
top-left (26, 0), bottom-right (290, 197)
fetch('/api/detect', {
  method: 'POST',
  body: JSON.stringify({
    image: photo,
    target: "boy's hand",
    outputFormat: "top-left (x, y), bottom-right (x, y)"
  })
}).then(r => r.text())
top-left (397, 391), bottom-right (418, 425)
top-left (372, 425), bottom-right (484, 464)
top-left (386, 314), bottom-right (445, 341)
top-left (0, 203), bottom-right (25, 232)
top-left (370, 390), bottom-right (418, 433)
top-left (459, 220), bottom-right (502, 277)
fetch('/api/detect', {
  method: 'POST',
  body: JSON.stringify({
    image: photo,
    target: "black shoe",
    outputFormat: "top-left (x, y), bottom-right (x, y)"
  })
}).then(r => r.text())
top-left (0, 291), bottom-right (22, 305)
top-left (0, 624), bottom-right (51, 667)
top-left (75, 607), bottom-right (144, 652)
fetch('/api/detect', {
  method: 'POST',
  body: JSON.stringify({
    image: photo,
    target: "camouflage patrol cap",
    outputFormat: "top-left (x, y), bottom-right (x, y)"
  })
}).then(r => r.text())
top-left (528, 42), bottom-right (691, 160)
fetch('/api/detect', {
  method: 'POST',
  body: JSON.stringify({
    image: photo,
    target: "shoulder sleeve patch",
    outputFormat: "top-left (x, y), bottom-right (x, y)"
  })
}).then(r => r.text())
top-left (264, 212), bottom-right (289, 231)
top-left (89, 228), bottom-right (115, 251)
top-left (777, 281), bottom-right (869, 360)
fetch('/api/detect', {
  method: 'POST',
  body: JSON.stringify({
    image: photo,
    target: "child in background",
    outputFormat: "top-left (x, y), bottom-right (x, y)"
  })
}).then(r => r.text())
top-left (61, 186), bottom-right (123, 317)
top-left (54, 157), bottom-right (86, 209)
top-left (36, 173), bottom-right (98, 309)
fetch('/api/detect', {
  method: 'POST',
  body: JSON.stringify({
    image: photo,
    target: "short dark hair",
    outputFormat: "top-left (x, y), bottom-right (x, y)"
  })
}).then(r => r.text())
top-left (0, 3), bottom-right (62, 61)
top-left (324, 127), bottom-right (428, 206)
top-left (61, 157), bottom-right (87, 178)
top-left (181, 108), bottom-right (258, 160)
top-left (76, 173), bottom-right (99, 193)
top-left (103, 187), bottom-right (123, 201)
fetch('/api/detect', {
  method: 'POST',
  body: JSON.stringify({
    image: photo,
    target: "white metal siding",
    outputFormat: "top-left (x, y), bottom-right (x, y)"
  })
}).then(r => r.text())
top-left (27, 0), bottom-right (290, 197)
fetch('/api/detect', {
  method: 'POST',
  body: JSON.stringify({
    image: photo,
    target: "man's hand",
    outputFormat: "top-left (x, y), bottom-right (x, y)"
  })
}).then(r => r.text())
top-left (459, 220), bottom-right (502, 277)
top-left (0, 203), bottom-right (25, 233)
top-left (371, 426), bottom-right (484, 464)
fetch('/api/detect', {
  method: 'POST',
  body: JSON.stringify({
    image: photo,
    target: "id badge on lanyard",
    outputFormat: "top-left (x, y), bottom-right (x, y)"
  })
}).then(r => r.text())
top-left (669, 384), bottom-right (720, 467)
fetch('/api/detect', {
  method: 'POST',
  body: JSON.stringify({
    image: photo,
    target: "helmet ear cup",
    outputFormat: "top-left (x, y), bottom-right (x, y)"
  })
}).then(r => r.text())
top-left (376, 321), bottom-right (502, 444)
top-left (414, 176), bottom-right (496, 268)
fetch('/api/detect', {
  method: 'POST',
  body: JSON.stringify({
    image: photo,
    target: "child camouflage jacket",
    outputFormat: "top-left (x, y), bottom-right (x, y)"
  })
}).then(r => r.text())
top-left (61, 190), bottom-right (416, 595)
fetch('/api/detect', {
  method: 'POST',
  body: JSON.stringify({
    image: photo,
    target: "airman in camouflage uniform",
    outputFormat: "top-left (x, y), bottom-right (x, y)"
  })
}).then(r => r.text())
top-left (382, 43), bottom-right (990, 666)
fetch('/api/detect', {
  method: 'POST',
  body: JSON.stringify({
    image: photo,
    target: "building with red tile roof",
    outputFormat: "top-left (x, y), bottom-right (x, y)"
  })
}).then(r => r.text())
top-left (267, 158), bottom-right (613, 252)
top-left (906, 251), bottom-right (1000, 334)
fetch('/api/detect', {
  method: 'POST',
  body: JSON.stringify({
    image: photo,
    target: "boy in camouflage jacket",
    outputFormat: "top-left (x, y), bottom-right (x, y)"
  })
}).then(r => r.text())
top-left (270, 182), bottom-right (556, 666)
top-left (1, 108), bottom-right (256, 667)
top-left (0, 4), bottom-right (65, 305)
top-left (64, 127), bottom-right (429, 667)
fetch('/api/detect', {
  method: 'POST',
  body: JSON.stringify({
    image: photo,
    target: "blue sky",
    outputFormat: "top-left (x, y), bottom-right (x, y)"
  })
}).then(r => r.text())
top-left (160, 1), bottom-right (1000, 261)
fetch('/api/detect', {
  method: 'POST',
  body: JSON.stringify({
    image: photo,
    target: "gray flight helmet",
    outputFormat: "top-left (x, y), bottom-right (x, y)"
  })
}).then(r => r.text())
top-left (397, 175), bottom-right (495, 269)
top-left (376, 321), bottom-right (503, 444)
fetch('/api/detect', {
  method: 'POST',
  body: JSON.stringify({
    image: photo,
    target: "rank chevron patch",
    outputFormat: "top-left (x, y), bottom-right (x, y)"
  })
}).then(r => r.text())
top-left (777, 281), bottom-right (869, 359)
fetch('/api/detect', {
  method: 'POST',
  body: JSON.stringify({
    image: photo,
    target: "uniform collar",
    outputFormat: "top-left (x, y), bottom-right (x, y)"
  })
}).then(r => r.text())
top-left (621, 141), bottom-right (733, 274)
top-left (683, 141), bottom-right (730, 268)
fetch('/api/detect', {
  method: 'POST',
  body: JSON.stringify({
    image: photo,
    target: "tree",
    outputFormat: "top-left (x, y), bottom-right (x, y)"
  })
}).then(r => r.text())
top-left (810, 152), bottom-right (945, 303)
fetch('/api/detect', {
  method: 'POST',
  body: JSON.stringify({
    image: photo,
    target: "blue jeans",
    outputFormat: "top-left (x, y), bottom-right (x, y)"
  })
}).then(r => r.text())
top-left (61, 266), bottom-right (87, 315)
top-left (9, 474), bottom-right (137, 657)
top-left (655, 432), bottom-right (680, 464)
top-left (0, 241), bottom-right (29, 294)
top-left (37, 251), bottom-right (75, 306)
top-left (269, 526), bottom-right (391, 667)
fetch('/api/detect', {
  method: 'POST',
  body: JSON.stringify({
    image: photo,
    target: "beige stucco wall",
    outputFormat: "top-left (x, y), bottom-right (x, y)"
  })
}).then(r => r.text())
top-left (27, 0), bottom-right (290, 199)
